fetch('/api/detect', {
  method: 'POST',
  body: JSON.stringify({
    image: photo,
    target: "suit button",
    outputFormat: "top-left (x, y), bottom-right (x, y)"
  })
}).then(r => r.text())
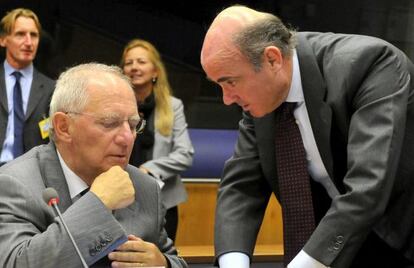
top-left (337, 235), bottom-right (344, 243)
top-left (100, 239), bottom-right (108, 247)
top-left (333, 242), bottom-right (341, 250)
top-left (95, 244), bottom-right (102, 252)
top-left (104, 232), bottom-right (113, 242)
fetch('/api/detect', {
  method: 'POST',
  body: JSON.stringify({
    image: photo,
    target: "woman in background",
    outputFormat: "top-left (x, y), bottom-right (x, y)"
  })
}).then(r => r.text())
top-left (121, 39), bottom-right (194, 241)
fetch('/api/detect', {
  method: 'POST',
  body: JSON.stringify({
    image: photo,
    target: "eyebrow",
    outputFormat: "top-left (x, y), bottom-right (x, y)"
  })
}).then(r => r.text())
top-left (217, 76), bottom-right (240, 83)
top-left (125, 57), bottom-right (147, 61)
top-left (129, 114), bottom-right (141, 120)
top-left (14, 29), bottom-right (39, 34)
top-left (98, 113), bottom-right (140, 120)
top-left (205, 76), bottom-right (237, 84)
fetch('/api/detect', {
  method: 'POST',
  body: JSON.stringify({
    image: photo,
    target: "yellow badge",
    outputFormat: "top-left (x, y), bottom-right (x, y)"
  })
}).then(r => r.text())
top-left (38, 117), bottom-right (50, 139)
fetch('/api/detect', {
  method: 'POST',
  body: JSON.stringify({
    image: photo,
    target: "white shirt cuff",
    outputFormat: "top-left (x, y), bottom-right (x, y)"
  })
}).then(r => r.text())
top-left (218, 252), bottom-right (250, 268)
top-left (288, 250), bottom-right (329, 268)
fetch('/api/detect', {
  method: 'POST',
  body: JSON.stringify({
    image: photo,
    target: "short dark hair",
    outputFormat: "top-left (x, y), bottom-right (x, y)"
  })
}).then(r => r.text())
top-left (233, 13), bottom-right (296, 71)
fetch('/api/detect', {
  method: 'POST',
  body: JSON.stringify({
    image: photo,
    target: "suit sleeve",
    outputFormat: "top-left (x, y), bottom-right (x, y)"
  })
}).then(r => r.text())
top-left (214, 114), bottom-right (273, 260)
top-left (0, 174), bottom-right (127, 268)
top-left (304, 39), bottom-right (412, 267)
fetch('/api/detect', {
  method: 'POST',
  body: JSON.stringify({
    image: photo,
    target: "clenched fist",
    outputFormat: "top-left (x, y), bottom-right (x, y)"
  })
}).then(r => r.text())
top-left (90, 166), bottom-right (135, 210)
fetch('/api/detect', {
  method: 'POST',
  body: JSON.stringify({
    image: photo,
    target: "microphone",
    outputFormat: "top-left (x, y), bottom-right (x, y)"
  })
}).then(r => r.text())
top-left (43, 187), bottom-right (89, 268)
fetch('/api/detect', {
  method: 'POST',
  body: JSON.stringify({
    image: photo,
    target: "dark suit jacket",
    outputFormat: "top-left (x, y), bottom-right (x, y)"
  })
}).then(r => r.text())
top-left (214, 32), bottom-right (414, 267)
top-left (0, 143), bottom-right (187, 268)
top-left (0, 65), bottom-right (55, 155)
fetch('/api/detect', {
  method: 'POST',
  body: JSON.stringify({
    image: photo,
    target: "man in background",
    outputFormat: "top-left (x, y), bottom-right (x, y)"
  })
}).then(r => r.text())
top-left (0, 63), bottom-right (187, 268)
top-left (0, 8), bottom-right (55, 166)
top-left (201, 5), bottom-right (414, 268)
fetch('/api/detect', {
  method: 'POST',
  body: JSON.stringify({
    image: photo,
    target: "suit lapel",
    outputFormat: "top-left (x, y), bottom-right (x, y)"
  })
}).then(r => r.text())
top-left (26, 68), bottom-right (46, 120)
top-left (113, 167), bottom-right (139, 233)
top-left (38, 143), bottom-right (73, 212)
top-left (0, 65), bottom-right (8, 114)
top-left (37, 144), bottom-right (140, 219)
top-left (296, 34), bottom-right (334, 181)
top-left (255, 112), bottom-right (280, 196)
top-left (0, 66), bottom-right (47, 119)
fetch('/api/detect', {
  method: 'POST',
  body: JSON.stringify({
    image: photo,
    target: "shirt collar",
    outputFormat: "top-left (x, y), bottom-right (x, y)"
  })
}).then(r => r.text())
top-left (285, 50), bottom-right (304, 104)
top-left (4, 60), bottom-right (33, 79)
top-left (56, 149), bottom-right (89, 200)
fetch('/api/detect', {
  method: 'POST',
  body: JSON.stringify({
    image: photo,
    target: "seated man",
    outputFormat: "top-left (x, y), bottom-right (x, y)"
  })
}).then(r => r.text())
top-left (0, 63), bottom-right (187, 268)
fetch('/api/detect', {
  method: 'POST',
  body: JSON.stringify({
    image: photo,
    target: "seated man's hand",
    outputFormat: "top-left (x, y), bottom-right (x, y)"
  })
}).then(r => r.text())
top-left (90, 166), bottom-right (135, 210)
top-left (108, 235), bottom-right (168, 267)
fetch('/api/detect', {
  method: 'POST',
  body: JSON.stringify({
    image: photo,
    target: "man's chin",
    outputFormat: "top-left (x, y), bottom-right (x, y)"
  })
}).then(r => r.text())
top-left (20, 54), bottom-right (35, 61)
top-left (248, 109), bottom-right (270, 118)
top-left (115, 162), bottom-right (128, 169)
top-left (106, 159), bottom-right (128, 169)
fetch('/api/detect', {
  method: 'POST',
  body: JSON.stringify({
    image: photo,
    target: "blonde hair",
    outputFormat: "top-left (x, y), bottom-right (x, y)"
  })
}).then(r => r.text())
top-left (1, 8), bottom-right (41, 37)
top-left (121, 39), bottom-right (173, 136)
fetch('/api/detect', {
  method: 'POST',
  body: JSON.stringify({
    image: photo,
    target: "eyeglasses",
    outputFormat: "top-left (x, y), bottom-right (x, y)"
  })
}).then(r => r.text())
top-left (66, 111), bottom-right (146, 134)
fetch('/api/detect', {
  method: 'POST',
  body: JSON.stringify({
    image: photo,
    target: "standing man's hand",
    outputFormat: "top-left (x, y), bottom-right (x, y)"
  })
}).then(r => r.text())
top-left (108, 235), bottom-right (168, 267)
top-left (90, 166), bottom-right (135, 210)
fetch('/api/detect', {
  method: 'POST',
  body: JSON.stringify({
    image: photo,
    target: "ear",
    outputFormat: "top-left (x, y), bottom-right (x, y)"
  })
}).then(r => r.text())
top-left (153, 69), bottom-right (159, 79)
top-left (263, 46), bottom-right (284, 73)
top-left (52, 112), bottom-right (72, 143)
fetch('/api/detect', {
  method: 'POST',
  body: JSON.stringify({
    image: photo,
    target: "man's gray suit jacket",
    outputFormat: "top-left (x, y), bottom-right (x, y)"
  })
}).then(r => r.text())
top-left (0, 143), bottom-right (187, 268)
top-left (0, 65), bottom-right (55, 154)
top-left (214, 32), bottom-right (414, 267)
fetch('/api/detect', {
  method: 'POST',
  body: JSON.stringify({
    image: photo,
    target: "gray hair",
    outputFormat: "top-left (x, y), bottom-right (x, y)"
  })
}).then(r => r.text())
top-left (233, 13), bottom-right (296, 72)
top-left (49, 63), bottom-right (132, 140)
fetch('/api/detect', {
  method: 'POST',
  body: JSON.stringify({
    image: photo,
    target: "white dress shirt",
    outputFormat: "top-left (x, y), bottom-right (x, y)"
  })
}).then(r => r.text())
top-left (219, 51), bottom-right (337, 268)
top-left (57, 150), bottom-right (89, 202)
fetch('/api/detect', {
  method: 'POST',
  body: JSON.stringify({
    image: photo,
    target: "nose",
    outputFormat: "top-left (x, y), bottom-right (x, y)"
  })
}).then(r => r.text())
top-left (114, 121), bottom-right (136, 145)
top-left (23, 33), bottom-right (33, 46)
top-left (222, 87), bottom-right (237, 106)
top-left (130, 61), bottom-right (139, 70)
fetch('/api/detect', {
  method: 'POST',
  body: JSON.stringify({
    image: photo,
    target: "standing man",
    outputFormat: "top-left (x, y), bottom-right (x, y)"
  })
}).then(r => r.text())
top-left (0, 63), bottom-right (187, 268)
top-left (201, 5), bottom-right (414, 268)
top-left (0, 8), bottom-right (55, 166)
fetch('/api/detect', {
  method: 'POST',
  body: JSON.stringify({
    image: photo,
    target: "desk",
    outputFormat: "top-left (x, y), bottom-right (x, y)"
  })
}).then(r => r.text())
top-left (175, 181), bottom-right (284, 263)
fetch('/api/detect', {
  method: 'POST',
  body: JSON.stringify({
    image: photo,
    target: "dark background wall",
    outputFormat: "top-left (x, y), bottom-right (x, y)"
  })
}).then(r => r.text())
top-left (1, 0), bottom-right (414, 129)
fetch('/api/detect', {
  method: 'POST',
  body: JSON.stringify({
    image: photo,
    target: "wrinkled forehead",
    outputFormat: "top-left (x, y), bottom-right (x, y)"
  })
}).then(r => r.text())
top-left (201, 43), bottom-right (242, 74)
top-left (12, 16), bottom-right (39, 32)
top-left (85, 75), bottom-right (137, 111)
